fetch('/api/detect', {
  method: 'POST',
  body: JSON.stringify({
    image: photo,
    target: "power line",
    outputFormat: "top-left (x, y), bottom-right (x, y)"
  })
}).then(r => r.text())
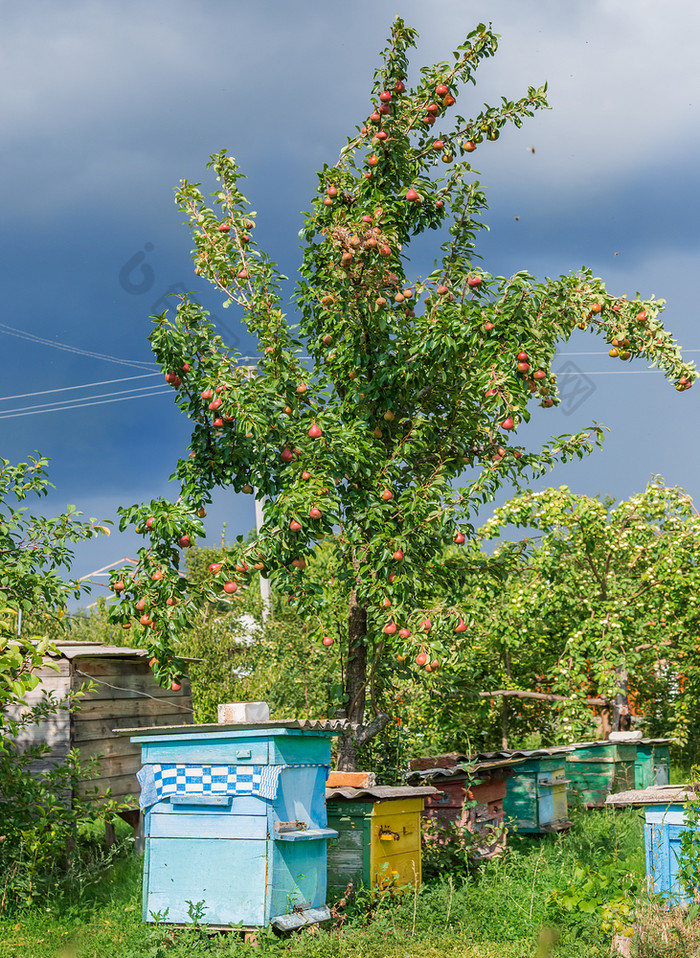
top-left (0, 388), bottom-right (172, 420)
top-left (0, 322), bottom-right (159, 371)
top-left (0, 372), bottom-right (161, 403)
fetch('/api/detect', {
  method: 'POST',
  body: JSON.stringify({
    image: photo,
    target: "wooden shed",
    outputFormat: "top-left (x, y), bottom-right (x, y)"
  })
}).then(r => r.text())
top-left (8, 641), bottom-right (193, 807)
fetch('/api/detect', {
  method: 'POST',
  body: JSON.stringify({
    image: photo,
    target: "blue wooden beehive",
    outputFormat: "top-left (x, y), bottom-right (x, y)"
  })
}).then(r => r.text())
top-left (126, 714), bottom-right (344, 930)
top-left (607, 783), bottom-right (695, 906)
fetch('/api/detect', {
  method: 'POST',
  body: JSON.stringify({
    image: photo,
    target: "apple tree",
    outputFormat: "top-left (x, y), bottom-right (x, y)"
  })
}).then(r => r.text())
top-left (109, 18), bottom-right (695, 768)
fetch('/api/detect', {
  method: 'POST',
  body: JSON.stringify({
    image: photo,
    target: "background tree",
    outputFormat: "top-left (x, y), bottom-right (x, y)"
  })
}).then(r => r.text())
top-left (0, 455), bottom-right (107, 711)
top-left (108, 18), bottom-right (695, 769)
top-left (431, 480), bottom-right (700, 749)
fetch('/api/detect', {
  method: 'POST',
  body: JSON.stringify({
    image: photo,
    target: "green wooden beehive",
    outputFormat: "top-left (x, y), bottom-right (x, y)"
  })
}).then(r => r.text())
top-left (634, 739), bottom-right (671, 789)
top-left (501, 751), bottom-right (572, 833)
top-left (566, 740), bottom-right (636, 807)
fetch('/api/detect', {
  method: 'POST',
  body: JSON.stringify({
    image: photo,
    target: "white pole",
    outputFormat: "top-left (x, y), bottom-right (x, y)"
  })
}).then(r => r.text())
top-left (254, 492), bottom-right (271, 623)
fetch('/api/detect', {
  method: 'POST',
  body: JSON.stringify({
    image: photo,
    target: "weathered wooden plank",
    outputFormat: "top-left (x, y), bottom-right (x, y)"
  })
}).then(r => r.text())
top-left (73, 711), bottom-right (193, 744)
top-left (73, 679), bottom-right (192, 702)
top-left (76, 735), bottom-right (141, 760)
top-left (75, 771), bottom-right (141, 802)
top-left (74, 696), bottom-right (194, 719)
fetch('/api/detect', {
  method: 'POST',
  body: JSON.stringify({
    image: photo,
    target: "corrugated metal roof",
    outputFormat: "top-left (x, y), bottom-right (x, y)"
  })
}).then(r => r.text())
top-left (406, 757), bottom-right (521, 783)
top-left (472, 746), bottom-right (574, 761)
top-left (118, 718), bottom-right (352, 736)
top-left (606, 784), bottom-right (695, 807)
top-left (326, 784), bottom-right (439, 801)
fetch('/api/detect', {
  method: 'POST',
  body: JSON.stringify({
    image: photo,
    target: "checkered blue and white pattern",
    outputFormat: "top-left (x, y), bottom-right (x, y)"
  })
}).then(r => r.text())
top-left (137, 763), bottom-right (283, 809)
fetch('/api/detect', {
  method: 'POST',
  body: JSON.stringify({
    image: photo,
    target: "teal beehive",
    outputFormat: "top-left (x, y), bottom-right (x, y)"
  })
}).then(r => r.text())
top-left (126, 715), bottom-right (343, 931)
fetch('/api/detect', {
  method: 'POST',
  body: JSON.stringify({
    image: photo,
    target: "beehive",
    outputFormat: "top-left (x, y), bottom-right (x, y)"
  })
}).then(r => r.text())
top-left (325, 784), bottom-right (436, 898)
top-left (634, 739), bottom-right (672, 789)
top-left (607, 784), bottom-right (695, 906)
top-left (565, 740), bottom-right (637, 807)
top-left (407, 753), bottom-right (512, 858)
top-left (127, 718), bottom-right (344, 930)
top-left (495, 749), bottom-right (572, 833)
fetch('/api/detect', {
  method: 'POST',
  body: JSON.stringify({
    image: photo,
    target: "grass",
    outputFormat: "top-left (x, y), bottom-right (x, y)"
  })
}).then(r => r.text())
top-left (0, 808), bottom-right (696, 958)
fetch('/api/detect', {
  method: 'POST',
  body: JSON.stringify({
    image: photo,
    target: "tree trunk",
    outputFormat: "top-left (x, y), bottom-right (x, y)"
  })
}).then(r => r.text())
top-left (612, 668), bottom-right (630, 732)
top-left (337, 591), bottom-right (368, 771)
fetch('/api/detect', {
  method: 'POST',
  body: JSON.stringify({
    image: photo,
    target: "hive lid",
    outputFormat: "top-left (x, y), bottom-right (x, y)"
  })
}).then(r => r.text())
top-left (326, 784), bottom-right (440, 801)
top-left (605, 783), bottom-right (696, 807)
top-left (405, 756), bottom-right (524, 783)
top-left (117, 717), bottom-right (352, 736)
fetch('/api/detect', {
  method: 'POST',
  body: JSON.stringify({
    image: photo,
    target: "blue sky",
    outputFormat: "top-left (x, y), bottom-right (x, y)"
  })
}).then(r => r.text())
top-left (2, 0), bottom-right (699, 599)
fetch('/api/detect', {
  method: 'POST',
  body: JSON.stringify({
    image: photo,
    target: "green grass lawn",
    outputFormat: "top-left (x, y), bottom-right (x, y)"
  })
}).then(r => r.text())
top-left (0, 808), bottom-right (691, 958)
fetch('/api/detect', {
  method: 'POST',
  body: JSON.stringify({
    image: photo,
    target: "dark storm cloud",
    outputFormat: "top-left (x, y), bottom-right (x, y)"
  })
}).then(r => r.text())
top-left (1, 0), bottom-right (699, 585)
